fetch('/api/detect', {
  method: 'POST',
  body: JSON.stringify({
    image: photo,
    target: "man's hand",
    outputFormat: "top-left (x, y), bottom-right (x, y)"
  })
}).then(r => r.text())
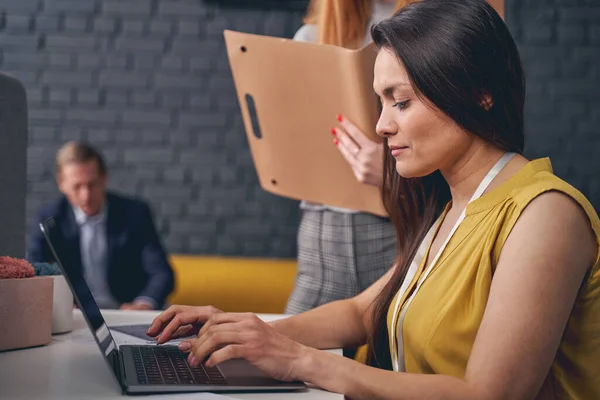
top-left (120, 302), bottom-right (153, 311)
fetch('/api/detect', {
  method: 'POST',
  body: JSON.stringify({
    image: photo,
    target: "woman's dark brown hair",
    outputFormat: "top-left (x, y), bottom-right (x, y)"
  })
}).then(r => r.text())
top-left (367, 0), bottom-right (526, 369)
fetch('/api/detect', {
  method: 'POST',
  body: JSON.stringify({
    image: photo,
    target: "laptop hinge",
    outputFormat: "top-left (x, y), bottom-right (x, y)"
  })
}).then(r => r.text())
top-left (111, 348), bottom-right (127, 393)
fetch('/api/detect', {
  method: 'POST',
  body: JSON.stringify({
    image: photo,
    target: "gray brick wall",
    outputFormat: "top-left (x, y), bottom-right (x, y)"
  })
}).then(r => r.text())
top-left (3, 0), bottom-right (599, 258)
top-left (506, 0), bottom-right (600, 210)
top-left (0, 0), bottom-right (304, 257)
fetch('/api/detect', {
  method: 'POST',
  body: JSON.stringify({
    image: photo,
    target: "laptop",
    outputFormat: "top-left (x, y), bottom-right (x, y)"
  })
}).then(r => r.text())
top-left (40, 217), bottom-right (306, 394)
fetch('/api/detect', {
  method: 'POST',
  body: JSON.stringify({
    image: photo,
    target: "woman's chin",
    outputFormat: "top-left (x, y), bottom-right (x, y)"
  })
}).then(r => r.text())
top-left (395, 164), bottom-right (418, 179)
top-left (395, 162), bottom-right (430, 179)
top-left (395, 169), bottom-right (416, 179)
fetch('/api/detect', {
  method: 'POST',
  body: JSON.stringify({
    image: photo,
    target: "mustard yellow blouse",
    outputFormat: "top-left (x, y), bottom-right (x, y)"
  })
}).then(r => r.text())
top-left (387, 158), bottom-right (600, 399)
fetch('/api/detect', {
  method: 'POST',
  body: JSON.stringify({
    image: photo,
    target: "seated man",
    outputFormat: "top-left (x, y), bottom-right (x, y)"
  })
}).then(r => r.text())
top-left (28, 141), bottom-right (174, 310)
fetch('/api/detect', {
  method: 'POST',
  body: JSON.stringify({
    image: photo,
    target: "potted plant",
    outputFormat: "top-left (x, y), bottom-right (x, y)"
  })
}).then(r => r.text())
top-left (0, 256), bottom-right (54, 351)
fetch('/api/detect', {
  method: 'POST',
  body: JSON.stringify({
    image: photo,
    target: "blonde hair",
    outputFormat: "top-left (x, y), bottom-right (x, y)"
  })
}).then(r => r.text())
top-left (303, 0), bottom-right (416, 49)
top-left (56, 141), bottom-right (107, 174)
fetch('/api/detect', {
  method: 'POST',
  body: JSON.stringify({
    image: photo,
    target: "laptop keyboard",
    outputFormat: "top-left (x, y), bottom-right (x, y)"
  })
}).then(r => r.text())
top-left (131, 346), bottom-right (227, 385)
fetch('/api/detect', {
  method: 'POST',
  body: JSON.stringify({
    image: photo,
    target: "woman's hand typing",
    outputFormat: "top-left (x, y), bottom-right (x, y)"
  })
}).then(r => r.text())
top-left (183, 312), bottom-right (311, 382)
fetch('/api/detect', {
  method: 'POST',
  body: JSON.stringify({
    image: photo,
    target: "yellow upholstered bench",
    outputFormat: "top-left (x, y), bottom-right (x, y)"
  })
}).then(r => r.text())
top-left (168, 255), bottom-right (369, 364)
top-left (167, 255), bottom-right (297, 314)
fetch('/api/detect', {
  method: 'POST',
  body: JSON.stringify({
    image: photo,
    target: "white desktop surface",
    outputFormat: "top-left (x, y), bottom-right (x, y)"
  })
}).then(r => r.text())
top-left (0, 310), bottom-right (343, 400)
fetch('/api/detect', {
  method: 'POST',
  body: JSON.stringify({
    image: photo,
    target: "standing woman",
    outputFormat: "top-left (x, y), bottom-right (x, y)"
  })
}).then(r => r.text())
top-left (285, 0), bottom-right (414, 315)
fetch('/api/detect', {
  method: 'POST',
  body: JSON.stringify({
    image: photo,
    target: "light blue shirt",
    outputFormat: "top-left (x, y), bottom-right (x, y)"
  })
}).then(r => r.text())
top-left (73, 206), bottom-right (156, 309)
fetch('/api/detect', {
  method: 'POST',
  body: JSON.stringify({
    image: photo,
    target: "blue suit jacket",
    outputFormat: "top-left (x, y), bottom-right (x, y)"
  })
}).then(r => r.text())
top-left (27, 192), bottom-right (175, 308)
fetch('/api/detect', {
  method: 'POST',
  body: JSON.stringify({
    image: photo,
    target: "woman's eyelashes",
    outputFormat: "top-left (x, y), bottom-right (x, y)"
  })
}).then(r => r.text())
top-left (377, 96), bottom-right (410, 110)
top-left (392, 99), bottom-right (410, 110)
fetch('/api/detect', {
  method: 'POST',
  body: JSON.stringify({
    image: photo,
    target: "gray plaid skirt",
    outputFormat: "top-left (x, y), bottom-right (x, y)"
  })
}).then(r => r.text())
top-left (285, 209), bottom-right (397, 314)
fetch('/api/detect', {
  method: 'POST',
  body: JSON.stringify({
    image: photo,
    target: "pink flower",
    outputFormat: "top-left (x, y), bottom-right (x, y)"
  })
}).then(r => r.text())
top-left (0, 256), bottom-right (35, 279)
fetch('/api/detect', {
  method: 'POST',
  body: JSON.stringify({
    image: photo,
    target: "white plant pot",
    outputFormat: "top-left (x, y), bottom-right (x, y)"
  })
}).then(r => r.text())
top-left (52, 275), bottom-right (74, 334)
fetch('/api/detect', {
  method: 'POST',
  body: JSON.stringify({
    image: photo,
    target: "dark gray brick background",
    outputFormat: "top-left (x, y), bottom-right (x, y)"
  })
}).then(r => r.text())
top-left (0, 0), bottom-right (306, 257)
top-left (0, 0), bottom-right (598, 258)
top-left (506, 0), bottom-right (600, 211)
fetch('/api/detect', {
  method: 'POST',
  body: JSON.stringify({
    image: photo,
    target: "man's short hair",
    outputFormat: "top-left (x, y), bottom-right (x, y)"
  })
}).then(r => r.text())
top-left (56, 141), bottom-right (107, 175)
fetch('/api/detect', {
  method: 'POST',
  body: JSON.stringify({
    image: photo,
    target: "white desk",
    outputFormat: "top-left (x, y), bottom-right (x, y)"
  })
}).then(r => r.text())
top-left (0, 310), bottom-right (343, 400)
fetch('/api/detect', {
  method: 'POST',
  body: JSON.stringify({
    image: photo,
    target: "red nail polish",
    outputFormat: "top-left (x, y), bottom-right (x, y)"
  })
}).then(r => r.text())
top-left (333, 138), bottom-right (339, 145)
top-left (330, 128), bottom-right (337, 136)
top-left (336, 114), bottom-right (343, 122)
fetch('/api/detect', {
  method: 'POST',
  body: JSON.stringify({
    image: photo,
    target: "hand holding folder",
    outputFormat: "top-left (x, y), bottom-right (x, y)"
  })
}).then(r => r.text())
top-left (333, 115), bottom-right (385, 188)
top-left (224, 30), bottom-right (387, 217)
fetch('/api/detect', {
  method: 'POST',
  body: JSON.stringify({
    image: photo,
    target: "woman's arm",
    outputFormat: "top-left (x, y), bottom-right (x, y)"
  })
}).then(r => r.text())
top-left (271, 266), bottom-right (396, 349)
top-left (149, 263), bottom-right (395, 347)
top-left (292, 192), bottom-right (596, 399)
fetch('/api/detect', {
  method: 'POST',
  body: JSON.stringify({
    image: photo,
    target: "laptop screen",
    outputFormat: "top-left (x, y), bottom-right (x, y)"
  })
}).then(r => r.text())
top-left (39, 217), bottom-right (122, 386)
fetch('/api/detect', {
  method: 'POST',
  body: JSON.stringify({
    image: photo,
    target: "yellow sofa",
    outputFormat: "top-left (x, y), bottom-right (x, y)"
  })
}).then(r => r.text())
top-left (167, 255), bottom-right (297, 314)
top-left (168, 254), bottom-right (369, 363)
